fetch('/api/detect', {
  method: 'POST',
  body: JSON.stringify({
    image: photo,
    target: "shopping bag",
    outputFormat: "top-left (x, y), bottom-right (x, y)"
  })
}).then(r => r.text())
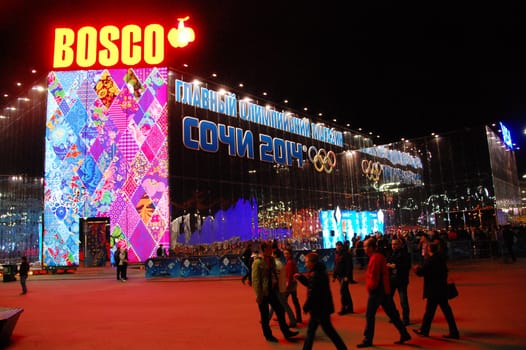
top-left (447, 282), bottom-right (459, 299)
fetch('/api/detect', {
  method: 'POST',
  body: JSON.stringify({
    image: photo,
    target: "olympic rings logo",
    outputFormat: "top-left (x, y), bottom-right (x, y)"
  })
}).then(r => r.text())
top-left (308, 146), bottom-right (337, 174)
top-left (361, 159), bottom-right (382, 182)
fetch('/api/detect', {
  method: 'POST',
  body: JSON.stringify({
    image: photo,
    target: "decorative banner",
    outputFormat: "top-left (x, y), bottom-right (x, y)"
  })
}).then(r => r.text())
top-left (144, 250), bottom-right (336, 278)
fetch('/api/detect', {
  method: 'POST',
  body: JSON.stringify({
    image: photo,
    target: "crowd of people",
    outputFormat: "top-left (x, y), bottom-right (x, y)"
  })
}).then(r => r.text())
top-left (147, 223), bottom-right (524, 268)
top-left (242, 232), bottom-right (465, 348)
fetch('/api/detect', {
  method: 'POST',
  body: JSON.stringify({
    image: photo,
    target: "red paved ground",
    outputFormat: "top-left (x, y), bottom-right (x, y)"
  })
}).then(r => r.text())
top-left (1, 258), bottom-right (525, 349)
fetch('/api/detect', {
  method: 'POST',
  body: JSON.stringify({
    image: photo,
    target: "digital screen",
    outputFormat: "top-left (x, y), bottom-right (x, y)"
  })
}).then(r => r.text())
top-left (44, 67), bottom-right (169, 266)
top-left (319, 208), bottom-right (384, 248)
top-left (499, 122), bottom-right (513, 149)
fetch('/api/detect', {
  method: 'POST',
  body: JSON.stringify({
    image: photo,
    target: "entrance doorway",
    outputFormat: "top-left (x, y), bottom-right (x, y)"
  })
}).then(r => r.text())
top-left (79, 218), bottom-right (110, 267)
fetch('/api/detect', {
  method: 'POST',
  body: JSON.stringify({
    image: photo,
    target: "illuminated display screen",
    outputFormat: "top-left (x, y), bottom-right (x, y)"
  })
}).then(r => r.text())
top-left (319, 208), bottom-right (384, 248)
top-left (499, 122), bottom-right (513, 150)
top-left (44, 67), bottom-right (169, 266)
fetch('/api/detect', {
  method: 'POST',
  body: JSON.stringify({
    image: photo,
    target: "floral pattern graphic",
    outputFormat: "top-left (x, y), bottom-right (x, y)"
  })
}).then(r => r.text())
top-left (94, 70), bottom-right (120, 109)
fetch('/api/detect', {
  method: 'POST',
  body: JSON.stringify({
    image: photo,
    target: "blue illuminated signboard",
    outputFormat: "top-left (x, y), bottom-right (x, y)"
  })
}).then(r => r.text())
top-left (499, 122), bottom-right (514, 150)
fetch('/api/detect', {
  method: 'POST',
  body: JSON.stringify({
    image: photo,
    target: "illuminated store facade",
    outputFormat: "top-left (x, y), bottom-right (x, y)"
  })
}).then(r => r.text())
top-left (41, 67), bottom-right (390, 266)
top-left (0, 70), bottom-right (521, 267)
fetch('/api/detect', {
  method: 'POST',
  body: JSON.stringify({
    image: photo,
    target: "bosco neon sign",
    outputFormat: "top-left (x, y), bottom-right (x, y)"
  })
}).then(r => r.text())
top-left (53, 17), bottom-right (195, 69)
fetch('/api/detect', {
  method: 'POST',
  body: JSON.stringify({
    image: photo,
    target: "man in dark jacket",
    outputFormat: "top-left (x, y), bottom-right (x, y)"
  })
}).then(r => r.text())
top-left (295, 252), bottom-right (347, 350)
top-left (156, 244), bottom-right (166, 258)
top-left (333, 241), bottom-right (354, 315)
top-left (413, 242), bottom-right (460, 339)
top-left (344, 240), bottom-right (357, 283)
top-left (387, 238), bottom-right (411, 325)
top-left (114, 244), bottom-right (129, 282)
top-left (502, 225), bottom-right (517, 263)
top-left (18, 256), bottom-right (30, 295)
top-left (240, 242), bottom-right (254, 285)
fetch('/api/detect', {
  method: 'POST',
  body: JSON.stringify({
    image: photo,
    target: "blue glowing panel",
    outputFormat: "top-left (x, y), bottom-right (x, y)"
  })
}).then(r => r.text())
top-left (170, 198), bottom-right (258, 246)
top-left (319, 209), bottom-right (384, 248)
top-left (500, 122), bottom-right (513, 149)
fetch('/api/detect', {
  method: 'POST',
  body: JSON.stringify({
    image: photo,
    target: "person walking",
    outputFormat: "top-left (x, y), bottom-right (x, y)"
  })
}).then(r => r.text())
top-left (284, 247), bottom-right (302, 324)
top-left (344, 240), bottom-right (357, 283)
top-left (418, 234), bottom-right (430, 263)
top-left (18, 256), bottom-right (30, 295)
top-left (114, 243), bottom-right (129, 282)
top-left (387, 238), bottom-right (412, 325)
top-left (356, 238), bottom-right (366, 269)
top-left (357, 238), bottom-right (411, 348)
top-left (413, 242), bottom-right (460, 339)
top-left (251, 240), bottom-right (299, 342)
top-left (269, 248), bottom-right (297, 327)
top-left (240, 242), bottom-right (254, 285)
top-left (333, 241), bottom-right (354, 315)
top-left (502, 224), bottom-right (517, 263)
top-left (295, 252), bottom-right (348, 350)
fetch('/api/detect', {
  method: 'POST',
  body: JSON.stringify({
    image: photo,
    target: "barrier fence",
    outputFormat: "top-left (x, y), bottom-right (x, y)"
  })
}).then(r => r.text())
top-left (407, 239), bottom-right (525, 263)
top-left (144, 238), bottom-right (525, 278)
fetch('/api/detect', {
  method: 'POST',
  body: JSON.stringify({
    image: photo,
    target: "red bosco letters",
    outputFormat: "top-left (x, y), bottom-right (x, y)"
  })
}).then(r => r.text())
top-left (53, 19), bottom-right (195, 69)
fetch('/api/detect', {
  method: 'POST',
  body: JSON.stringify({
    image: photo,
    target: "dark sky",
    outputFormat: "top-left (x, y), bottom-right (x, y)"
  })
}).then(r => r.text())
top-left (1, 0), bottom-right (525, 173)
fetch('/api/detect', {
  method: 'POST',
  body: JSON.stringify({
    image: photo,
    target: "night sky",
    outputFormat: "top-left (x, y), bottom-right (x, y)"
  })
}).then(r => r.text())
top-left (1, 0), bottom-right (525, 173)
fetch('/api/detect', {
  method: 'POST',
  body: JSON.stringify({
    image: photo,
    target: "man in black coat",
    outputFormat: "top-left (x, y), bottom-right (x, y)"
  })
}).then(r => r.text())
top-left (240, 242), bottom-right (254, 285)
top-left (156, 244), bottom-right (166, 258)
top-left (295, 252), bottom-right (347, 350)
top-left (18, 256), bottom-right (30, 295)
top-left (502, 225), bottom-right (517, 263)
top-left (387, 238), bottom-right (411, 325)
top-left (114, 245), bottom-right (129, 281)
top-left (413, 242), bottom-right (460, 339)
top-left (333, 241), bottom-right (354, 315)
top-left (344, 240), bottom-right (357, 283)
